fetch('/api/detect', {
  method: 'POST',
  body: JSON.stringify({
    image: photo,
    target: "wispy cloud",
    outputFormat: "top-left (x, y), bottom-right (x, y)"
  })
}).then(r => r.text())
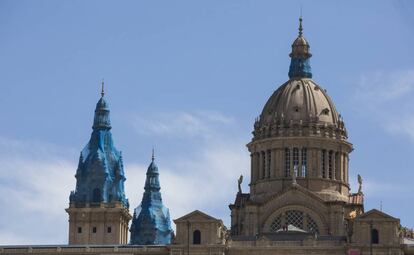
top-left (126, 140), bottom-right (249, 226)
top-left (353, 69), bottom-right (414, 141)
top-left (0, 136), bottom-right (76, 245)
top-left (0, 110), bottom-right (249, 244)
top-left (129, 111), bottom-right (235, 139)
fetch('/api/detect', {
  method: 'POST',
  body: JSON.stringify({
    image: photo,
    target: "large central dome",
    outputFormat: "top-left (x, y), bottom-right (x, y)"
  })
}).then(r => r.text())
top-left (253, 18), bottom-right (347, 141)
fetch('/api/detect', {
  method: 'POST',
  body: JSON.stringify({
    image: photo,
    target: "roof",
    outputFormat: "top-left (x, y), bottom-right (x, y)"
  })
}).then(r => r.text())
top-left (174, 210), bottom-right (222, 223)
top-left (355, 209), bottom-right (399, 222)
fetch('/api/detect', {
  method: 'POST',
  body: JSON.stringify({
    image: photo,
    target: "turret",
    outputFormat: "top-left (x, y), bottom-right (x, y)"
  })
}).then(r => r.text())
top-left (130, 151), bottom-right (173, 245)
top-left (66, 82), bottom-right (132, 245)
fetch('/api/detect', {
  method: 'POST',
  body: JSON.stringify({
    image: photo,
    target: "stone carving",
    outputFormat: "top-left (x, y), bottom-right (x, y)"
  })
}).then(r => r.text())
top-left (357, 174), bottom-right (363, 194)
top-left (238, 175), bottom-right (243, 193)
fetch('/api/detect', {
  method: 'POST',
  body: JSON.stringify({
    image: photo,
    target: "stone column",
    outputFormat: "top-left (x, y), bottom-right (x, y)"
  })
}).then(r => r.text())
top-left (270, 149), bottom-right (276, 178)
top-left (332, 151), bottom-right (336, 180)
top-left (289, 148), bottom-right (293, 177)
top-left (317, 150), bottom-right (322, 178)
top-left (258, 152), bottom-right (263, 180)
top-left (250, 153), bottom-right (255, 183)
top-left (298, 148), bottom-right (303, 177)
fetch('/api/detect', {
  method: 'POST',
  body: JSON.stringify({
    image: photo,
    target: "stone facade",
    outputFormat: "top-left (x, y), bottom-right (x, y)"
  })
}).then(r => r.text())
top-left (66, 202), bottom-right (131, 245)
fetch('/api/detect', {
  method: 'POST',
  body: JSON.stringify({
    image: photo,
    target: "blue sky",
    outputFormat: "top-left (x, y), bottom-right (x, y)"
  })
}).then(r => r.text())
top-left (1, 0), bottom-right (414, 244)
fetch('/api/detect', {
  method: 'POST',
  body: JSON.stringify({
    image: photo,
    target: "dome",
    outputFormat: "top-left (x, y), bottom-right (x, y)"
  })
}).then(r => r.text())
top-left (253, 18), bottom-right (347, 140)
top-left (261, 79), bottom-right (339, 126)
top-left (96, 97), bottom-right (109, 110)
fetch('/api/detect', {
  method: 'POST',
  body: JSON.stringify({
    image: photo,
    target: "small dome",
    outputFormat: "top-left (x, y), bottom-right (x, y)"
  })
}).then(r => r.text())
top-left (290, 36), bottom-right (311, 58)
top-left (96, 97), bottom-right (109, 110)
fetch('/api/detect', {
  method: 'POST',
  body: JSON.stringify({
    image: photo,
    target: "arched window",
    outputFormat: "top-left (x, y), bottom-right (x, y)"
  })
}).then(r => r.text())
top-left (269, 210), bottom-right (319, 234)
top-left (193, 230), bottom-right (201, 244)
top-left (372, 229), bottom-right (379, 244)
top-left (92, 188), bottom-right (101, 203)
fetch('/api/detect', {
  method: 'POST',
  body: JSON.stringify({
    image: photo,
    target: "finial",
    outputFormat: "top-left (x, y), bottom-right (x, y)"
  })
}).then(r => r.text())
top-left (298, 16), bottom-right (303, 37)
top-left (151, 148), bottom-right (155, 162)
top-left (101, 79), bottom-right (105, 97)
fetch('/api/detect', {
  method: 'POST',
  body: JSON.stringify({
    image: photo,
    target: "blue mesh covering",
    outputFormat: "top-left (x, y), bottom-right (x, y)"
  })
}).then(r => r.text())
top-left (288, 18), bottom-right (313, 79)
top-left (69, 96), bottom-right (129, 208)
top-left (130, 160), bottom-right (173, 245)
top-left (288, 58), bottom-right (312, 79)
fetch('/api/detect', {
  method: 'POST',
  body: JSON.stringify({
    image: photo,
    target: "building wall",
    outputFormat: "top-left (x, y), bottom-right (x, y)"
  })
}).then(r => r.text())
top-left (66, 203), bottom-right (131, 245)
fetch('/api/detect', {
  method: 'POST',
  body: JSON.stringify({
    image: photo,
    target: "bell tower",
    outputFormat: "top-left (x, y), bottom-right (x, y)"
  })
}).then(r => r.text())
top-left (66, 82), bottom-right (132, 245)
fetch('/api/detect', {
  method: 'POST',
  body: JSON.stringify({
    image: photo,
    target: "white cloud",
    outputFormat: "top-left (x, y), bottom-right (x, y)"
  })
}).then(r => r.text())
top-left (0, 137), bottom-right (76, 245)
top-left (0, 110), bottom-right (249, 244)
top-left (129, 111), bottom-right (235, 139)
top-left (353, 69), bottom-right (414, 141)
top-left (125, 140), bottom-right (249, 228)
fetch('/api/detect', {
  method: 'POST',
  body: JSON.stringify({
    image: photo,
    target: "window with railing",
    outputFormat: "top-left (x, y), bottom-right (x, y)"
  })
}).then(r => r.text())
top-left (322, 150), bottom-right (327, 178)
top-left (266, 150), bottom-right (271, 178)
top-left (293, 148), bottom-right (299, 177)
top-left (301, 148), bottom-right (307, 177)
top-left (285, 148), bottom-right (291, 177)
top-left (328, 150), bottom-right (333, 179)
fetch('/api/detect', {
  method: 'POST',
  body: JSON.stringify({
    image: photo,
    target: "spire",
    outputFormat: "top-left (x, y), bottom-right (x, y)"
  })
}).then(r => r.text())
top-left (144, 152), bottom-right (160, 191)
top-left (70, 89), bottom-right (129, 208)
top-left (288, 17), bottom-right (313, 79)
top-left (130, 155), bottom-right (173, 245)
top-left (101, 79), bottom-right (105, 97)
top-left (93, 81), bottom-right (111, 130)
top-left (298, 16), bottom-right (303, 37)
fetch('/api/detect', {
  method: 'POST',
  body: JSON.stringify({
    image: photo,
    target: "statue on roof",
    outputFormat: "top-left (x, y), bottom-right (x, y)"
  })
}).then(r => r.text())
top-left (238, 175), bottom-right (243, 194)
top-left (357, 174), bottom-right (363, 193)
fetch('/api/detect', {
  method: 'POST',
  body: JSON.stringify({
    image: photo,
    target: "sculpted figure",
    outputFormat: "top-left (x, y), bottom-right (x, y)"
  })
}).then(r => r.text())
top-left (238, 175), bottom-right (243, 193)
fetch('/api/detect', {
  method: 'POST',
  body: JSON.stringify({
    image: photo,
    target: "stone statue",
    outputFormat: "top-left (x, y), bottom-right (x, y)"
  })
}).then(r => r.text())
top-left (357, 174), bottom-right (363, 193)
top-left (238, 175), bottom-right (243, 193)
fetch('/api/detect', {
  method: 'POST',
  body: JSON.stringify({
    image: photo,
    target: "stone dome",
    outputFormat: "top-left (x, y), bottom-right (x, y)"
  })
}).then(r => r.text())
top-left (252, 18), bottom-right (347, 141)
top-left (261, 78), bottom-right (339, 126)
top-left (253, 81), bottom-right (347, 142)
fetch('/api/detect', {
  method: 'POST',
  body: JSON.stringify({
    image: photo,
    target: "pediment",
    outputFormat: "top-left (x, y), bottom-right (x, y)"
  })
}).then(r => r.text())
top-left (356, 209), bottom-right (398, 221)
top-left (174, 210), bottom-right (221, 223)
top-left (264, 184), bottom-right (327, 208)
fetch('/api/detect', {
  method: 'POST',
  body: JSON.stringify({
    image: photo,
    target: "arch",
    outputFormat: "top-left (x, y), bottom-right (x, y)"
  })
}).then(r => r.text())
top-left (263, 205), bottom-right (327, 235)
top-left (260, 188), bottom-right (328, 230)
top-left (193, 230), bottom-right (201, 244)
top-left (92, 188), bottom-right (101, 203)
top-left (372, 228), bottom-right (379, 244)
